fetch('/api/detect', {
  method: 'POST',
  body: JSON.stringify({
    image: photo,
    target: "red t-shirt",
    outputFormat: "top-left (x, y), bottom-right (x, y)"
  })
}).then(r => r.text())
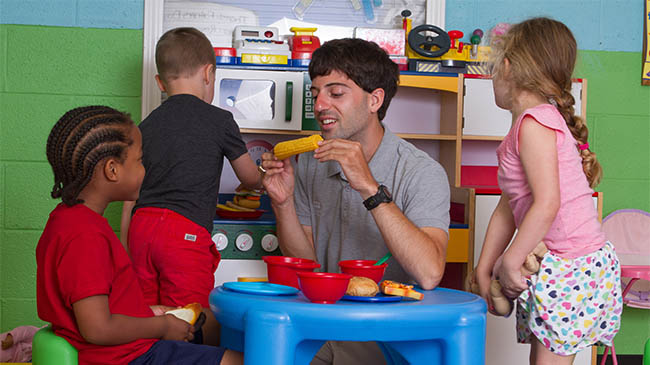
top-left (36, 203), bottom-right (157, 364)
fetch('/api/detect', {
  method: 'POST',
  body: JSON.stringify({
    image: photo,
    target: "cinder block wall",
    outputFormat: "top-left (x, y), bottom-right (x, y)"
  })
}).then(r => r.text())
top-left (1, 0), bottom-right (648, 356)
top-left (0, 23), bottom-right (142, 330)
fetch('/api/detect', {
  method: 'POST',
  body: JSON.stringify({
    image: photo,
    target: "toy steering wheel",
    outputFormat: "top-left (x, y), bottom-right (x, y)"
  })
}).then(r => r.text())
top-left (408, 24), bottom-right (451, 58)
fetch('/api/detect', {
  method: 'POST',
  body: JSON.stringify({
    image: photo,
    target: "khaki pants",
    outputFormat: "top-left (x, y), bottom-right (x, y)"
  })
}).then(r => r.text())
top-left (310, 341), bottom-right (387, 365)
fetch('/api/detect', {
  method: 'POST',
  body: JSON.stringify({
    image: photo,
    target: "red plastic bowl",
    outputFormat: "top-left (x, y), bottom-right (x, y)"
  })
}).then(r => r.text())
top-left (297, 272), bottom-right (352, 304)
top-left (263, 256), bottom-right (321, 289)
top-left (338, 260), bottom-right (387, 283)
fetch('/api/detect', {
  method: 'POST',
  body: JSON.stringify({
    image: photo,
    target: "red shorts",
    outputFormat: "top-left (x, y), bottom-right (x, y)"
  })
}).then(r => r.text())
top-left (128, 207), bottom-right (220, 307)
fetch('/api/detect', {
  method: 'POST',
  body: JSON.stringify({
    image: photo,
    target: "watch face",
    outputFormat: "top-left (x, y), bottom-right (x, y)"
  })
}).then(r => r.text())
top-left (246, 139), bottom-right (273, 166)
top-left (380, 185), bottom-right (392, 200)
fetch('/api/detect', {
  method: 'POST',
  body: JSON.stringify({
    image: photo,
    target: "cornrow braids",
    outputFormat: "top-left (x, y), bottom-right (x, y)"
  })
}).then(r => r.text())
top-left (62, 115), bottom-right (122, 184)
top-left (46, 106), bottom-right (135, 205)
top-left (46, 106), bottom-right (109, 196)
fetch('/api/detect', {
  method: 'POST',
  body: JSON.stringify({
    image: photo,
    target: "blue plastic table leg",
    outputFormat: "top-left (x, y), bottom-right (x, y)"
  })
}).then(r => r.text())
top-left (295, 340), bottom-right (326, 364)
top-left (378, 342), bottom-right (408, 365)
top-left (384, 325), bottom-right (484, 365)
top-left (440, 326), bottom-right (485, 364)
top-left (243, 310), bottom-right (300, 365)
top-left (220, 325), bottom-right (244, 352)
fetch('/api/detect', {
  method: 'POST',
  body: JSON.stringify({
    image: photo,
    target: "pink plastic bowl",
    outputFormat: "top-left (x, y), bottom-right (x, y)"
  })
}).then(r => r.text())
top-left (338, 260), bottom-right (387, 283)
top-left (263, 256), bottom-right (321, 289)
top-left (296, 272), bottom-right (352, 304)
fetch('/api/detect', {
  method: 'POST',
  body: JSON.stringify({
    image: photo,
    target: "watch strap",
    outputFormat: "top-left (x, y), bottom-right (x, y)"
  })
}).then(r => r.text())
top-left (363, 185), bottom-right (392, 210)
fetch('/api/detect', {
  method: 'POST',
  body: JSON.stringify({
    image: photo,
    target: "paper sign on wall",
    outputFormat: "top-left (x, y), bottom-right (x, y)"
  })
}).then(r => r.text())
top-left (163, 1), bottom-right (259, 47)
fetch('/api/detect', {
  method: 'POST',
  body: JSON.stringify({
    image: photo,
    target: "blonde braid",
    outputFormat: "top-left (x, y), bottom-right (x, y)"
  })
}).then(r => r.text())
top-left (555, 88), bottom-right (602, 188)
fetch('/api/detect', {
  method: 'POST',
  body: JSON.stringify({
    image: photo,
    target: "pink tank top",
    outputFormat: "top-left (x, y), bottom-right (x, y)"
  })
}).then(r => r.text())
top-left (496, 104), bottom-right (606, 258)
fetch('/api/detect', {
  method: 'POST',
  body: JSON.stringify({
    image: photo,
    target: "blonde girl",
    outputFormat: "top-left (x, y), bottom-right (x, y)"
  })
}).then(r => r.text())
top-left (474, 17), bottom-right (622, 364)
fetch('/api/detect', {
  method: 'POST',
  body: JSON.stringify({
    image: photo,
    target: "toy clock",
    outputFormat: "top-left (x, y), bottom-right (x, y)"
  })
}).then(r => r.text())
top-left (246, 139), bottom-right (273, 166)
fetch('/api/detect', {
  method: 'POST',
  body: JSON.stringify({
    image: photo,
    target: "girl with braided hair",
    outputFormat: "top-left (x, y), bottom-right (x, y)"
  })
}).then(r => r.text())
top-left (37, 106), bottom-right (243, 365)
top-left (473, 18), bottom-right (622, 364)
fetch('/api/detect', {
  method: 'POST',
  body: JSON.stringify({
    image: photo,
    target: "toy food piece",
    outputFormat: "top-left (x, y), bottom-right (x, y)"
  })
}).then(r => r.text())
top-left (234, 187), bottom-right (263, 209)
top-left (381, 280), bottom-right (423, 300)
top-left (346, 276), bottom-right (379, 297)
top-left (225, 201), bottom-right (256, 212)
top-left (233, 195), bottom-right (260, 209)
top-left (217, 203), bottom-right (239, 212)
top-left (165, 303), bottom-right (202, 325)
top-left (273, 135), bottom-right (323, 161)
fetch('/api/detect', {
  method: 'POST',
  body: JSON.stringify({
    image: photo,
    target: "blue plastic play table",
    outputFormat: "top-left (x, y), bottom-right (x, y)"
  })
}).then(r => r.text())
top-left (209, 285), bottom-right (486, 365)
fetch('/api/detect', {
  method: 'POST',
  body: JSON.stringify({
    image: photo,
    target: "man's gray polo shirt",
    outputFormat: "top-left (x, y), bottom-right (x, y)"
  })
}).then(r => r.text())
top-left (294, 127), bottom-right (450, 284)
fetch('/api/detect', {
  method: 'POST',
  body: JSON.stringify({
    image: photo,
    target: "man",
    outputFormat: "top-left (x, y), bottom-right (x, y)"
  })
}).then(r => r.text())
top-left (260, 38), bottom-right (450, 364)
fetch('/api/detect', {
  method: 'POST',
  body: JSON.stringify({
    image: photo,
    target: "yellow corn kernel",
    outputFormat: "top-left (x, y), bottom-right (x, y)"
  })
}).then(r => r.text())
top-left (273, 134), bottom-right (323, 160)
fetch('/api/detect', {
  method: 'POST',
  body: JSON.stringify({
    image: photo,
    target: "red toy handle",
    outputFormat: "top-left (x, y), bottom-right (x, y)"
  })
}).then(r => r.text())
top-left (448, 30), bottom-right (464, 49)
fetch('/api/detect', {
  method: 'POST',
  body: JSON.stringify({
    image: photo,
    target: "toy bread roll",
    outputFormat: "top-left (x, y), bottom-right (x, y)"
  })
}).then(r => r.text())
top-left (273, 135), bottom-right (323, 161)
top-left (346, 276), bottom-right (379, 297)
top-left (165, 303), bottom-right (202, 325)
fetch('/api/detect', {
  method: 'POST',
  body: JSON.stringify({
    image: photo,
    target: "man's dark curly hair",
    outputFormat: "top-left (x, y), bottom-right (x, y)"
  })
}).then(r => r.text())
top-left (309, 38), bottom-right (399, 121)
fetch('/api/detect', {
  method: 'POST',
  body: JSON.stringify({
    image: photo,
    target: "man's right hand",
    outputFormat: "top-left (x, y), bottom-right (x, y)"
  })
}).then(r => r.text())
top-left (162, 314), bottom-right (193, 342)
top-left (260, 152), bottom-right (295, 207)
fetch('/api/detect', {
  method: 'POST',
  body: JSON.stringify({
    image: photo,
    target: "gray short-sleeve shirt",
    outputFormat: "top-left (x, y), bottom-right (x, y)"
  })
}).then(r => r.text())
top-left (294, 127), bottom-right (450, 284)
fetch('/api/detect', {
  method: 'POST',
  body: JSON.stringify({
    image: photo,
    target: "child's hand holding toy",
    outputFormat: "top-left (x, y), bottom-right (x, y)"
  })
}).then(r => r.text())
top-left (468, 242), bottom-right (548, 316)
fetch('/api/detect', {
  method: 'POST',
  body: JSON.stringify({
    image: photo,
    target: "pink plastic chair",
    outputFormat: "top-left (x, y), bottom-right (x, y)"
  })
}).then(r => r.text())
top-left (600, 209), bottom-right (650, 365)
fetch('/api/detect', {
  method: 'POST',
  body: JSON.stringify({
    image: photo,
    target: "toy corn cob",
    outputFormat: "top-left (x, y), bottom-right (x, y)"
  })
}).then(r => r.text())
top-left (273, 134), bottom-right (323, 160)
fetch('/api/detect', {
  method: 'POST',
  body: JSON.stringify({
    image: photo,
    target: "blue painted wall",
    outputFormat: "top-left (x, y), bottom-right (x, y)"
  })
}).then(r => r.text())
top-left (1, 0), bottom-right (644, 52)
top-left (447, 0), bottom-right (643, 52)
top-left (0, 0), bottom-right (143, 29)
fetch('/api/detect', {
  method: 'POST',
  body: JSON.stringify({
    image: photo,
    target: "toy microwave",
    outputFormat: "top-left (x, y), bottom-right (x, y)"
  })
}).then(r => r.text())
top-left (213, 68), bottom-right (318, 131)
top-left (233, 26), bottom-right (291, 66)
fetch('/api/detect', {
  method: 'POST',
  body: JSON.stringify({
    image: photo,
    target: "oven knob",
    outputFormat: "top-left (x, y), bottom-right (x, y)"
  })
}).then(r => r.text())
top-left (212, 232), bottom-right (228, 251)
top-left (261, 234), bottom-right (278, 252)
top-left (235, 233), bottom-right (254, 251)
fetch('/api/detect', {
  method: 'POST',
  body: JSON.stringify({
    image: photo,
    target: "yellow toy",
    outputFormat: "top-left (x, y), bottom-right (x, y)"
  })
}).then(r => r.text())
top-left (273, 134), bottom-right (323, 161)
top-left (468, 242), bottom-right (548, 316)
top-left (401, 9), bottom-right (490, 74)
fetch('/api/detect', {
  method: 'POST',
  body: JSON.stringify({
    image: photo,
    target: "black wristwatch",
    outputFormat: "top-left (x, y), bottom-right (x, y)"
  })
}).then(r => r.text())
top-left (363, 185), bottom-right (393, 211)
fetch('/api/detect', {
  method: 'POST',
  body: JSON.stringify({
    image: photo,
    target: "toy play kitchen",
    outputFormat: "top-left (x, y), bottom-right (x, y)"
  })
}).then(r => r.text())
top-left (211, 194), bottom-right (283, 285)
top-left (140, 4), bottom-right (602, 362)
top-left (233, 25), bottom-right (291, 66)
top-left (211, 25), bottom-right (320, 131)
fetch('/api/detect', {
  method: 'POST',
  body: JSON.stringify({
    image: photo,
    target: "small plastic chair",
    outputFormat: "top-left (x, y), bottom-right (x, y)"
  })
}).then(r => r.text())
top-left (32, 325), bottom-right (78, 365)
top-left (600, 209), bottom-right (650, 365)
